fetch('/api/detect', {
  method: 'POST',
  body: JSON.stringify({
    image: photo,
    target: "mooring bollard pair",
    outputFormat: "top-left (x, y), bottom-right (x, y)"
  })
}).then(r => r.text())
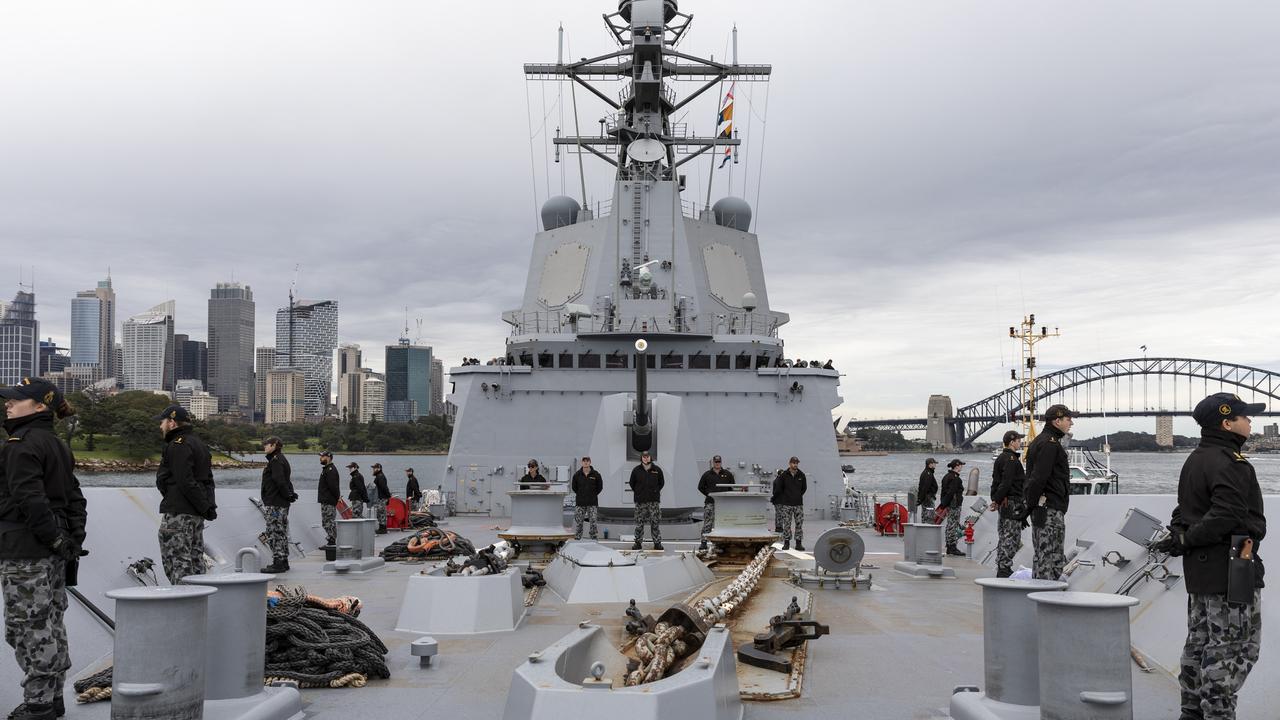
top-left (104, 548), bottom-right (303, 720)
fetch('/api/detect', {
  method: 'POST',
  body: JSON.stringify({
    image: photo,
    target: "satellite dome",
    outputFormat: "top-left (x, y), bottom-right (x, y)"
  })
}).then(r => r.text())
top-left (712, 196), bottom-right (752, 232)
top-left (541, 196), bottom-right (581, 231)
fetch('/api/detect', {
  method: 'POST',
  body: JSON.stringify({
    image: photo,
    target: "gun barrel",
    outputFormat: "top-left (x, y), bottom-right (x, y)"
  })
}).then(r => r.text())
top-left (632, 339), bottom-right (651, 451)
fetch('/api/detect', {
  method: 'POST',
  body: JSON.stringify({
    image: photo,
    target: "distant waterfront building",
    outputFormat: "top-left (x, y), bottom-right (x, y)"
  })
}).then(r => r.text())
top-left (70, 276), bottom-right (116, 379)
top-left (360, 374), bottom-right (386, 424)
top-left (275, 299), bottom-right (338, 418)
top-left (385, 340), bottom-right (433, 421)
top-left (265, 367), bottom-right (306, 424)
top-left (338, 368), bottom-right (390, 423)
top-left (39, 338), bottom-right (71, 375)
top-left (112, 344), bottom-right (122, 384)
top-left (0, 290), bottom-right (39, 386)
top-left (121, 301), bottom-right (175, 392)
top-left (208, 283), bottom-right (255, 417)
top-left (430, 358), bottom-right (444, 416)
top-left (175, 379), bottom-right (217, 420)
top-left (1264, 423), bottom-right (1278, 438)
top-left (173, 334), bottom-right (208, 387)
top-left (254, 346), bottom-right (276, 419)
top-left (338, 344), bottom-right (362, 379)
top-left (1155, 415), bottom-right (1174, 448)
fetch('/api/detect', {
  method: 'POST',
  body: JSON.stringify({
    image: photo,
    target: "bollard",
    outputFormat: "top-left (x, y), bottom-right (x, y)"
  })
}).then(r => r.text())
top-left (335, 519), bottom-right (362, 559)
top-left (974, 578), bottom-right (1067, 706)
top-left (185, 573), bottom-right (273, 701)
top-left (234, 547), bottom-right (262, 574)
top-left (357, 518), bottom-right (377, 558)
top-left (1028, 591), bottom-right (1139, 720)
top-left (106, 585), bottom-right (217, 720)
top-left (905, 523), bottom-right (944, 564)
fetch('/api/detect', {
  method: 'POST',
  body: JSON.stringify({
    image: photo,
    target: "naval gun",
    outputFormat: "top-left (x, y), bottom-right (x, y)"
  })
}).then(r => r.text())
top-left (630, 338), bottom-right (653, 454)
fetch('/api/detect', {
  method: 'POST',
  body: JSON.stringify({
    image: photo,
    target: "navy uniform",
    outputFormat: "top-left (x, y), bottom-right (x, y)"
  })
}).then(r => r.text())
top-left (260, 438), bottom-right (296, 573)
top-left (570, 459), bottom-right (603, 540)
top-left (629, 452), bottom-right (664, 550)
top-left (697, 456), bottom-right (735, 550)
top-left (1024, 404), bottom-right (1075, 580)
top-left (990, 430), bottom-right (1027, 577)
top-left (939, 460), bottom-right (966, 556)
top-left (1, 378), bottom-right (88, 720)
top-left (371, 463), bottom-right (391, 534)
top-left (317, 452), bottom-right (340, 543)
top-left (346, 463), bottom-right (369, 517)
top-left (405, 470), bottom-right (422, 511)
top-left (153, 405), bottom-right (216, 584)
top-left (518, 460), bottom-right (547, 490)
top-left (772, 457), bottom-right (807, 551)
top-left (917, 459), bottom-right (939, 521)
top-left (1158, 393), bottom-right (1266, 720)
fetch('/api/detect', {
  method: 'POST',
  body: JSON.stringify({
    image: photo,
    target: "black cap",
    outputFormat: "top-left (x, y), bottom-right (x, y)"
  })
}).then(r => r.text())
top-left (346, 462), bottom-right (359, 469)
top-left (947, 459), bottom-right (965, 469)
top-left (925, 457), bottom-right (937, 466)
top-left (1193, 393), bottom-right (1266, 428)
top-left (152, 404), bottom-right (191, 422)
top-left (789, 456), bottom-right (800, 463)
top-left (0, 377), bottom-right (62, 407)
top-left (1002, 430), bottom-right (1025, 445)
top-left (712, 455), bottom-right (722, 462)
top-left (527, 459), bottom-right (538, 467)
top-left (319, 450), bottom-right (333, 458)
top-left (1043, 404), bottom-right (1076, 422)
top-left (372, 462), bottom-right (382, 469)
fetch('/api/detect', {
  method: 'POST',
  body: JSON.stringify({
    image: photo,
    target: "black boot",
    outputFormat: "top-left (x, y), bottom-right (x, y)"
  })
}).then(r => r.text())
top-left (995, 567), bottom-right (1012, 578)
top-left (262, 557), bottom-right (290, 573)
top-left (698, 540), bottom-right (708, 551)
top-left (652, 543), bottom-right (664, 551)
top-left (376, 526), bottom-right (388, 535)
top-left (782, 541), bottom-right (790, 551)
top-left (795, 543), bottom-right (805, 552)
top-left (946, 544), bottom-right (965, 557)
top-left (53, 697), bottom-right (64, 718)
top-left (631, 541), bottom-right (643, 550)
top-left (7, 702), bottom-right (55, 720)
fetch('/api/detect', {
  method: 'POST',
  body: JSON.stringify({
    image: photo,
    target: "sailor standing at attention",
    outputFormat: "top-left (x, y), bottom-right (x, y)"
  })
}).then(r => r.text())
top-left (519, 459), bottom-right (545, 490)
top-left (939, 459), bottom-right (967, 556)
top-left (405, 468), bottom-right (422, 510)
top-left (989, 431), bottom-right (1027, 576)
top-left (0, 378), bottom-right (88, 720)
top-left (260, 437), bottom-right (297, 574)
top-left (1023, 404), bottom-right (1076, 580)
top-left (629, 450), bottom-right (664, 551)
top-left (697, 455), bottom-right (735, 551)
top-left (1156, 393), bottom-right (1266, 720)
top-left (371, 462), bottom-right (391, 534)
top-left (346, 462), bottom-right (369, 518)
top-left (570, 456), bottom-right (603, 540)
top-left (317, 451), bottom-right (340, 545)
top-left (154, 404), bottom-right (216, 584)
top-left (916, 458), bottom-right (939, 522)
top-left (772, 457), bottom-right (807, 551)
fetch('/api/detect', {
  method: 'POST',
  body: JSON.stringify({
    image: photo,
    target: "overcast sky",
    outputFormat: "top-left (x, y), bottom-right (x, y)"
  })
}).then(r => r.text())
top-left (2, 1), bottom-right (1279, 439)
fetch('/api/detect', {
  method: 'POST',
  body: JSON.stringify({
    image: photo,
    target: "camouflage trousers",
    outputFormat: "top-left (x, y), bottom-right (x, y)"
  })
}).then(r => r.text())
top-left (634, 502), bottom-right (662, 544)
top-left (1032, 507), bottom-right (1066, 580)
top-left (349, 500), bottom-right (365, 518)
top-left (158, 512), bottom-right (206, 584)
top-left (778, 505), bottom-right (804, 546)
top-left (2, 556), bottom-right (69, 704)
top-left (1180, 591), bottom-right (1262, 720)
top-left (701, 501), bottom-right (716, 537)
top-left (374, 499), bottom-right (388, 528)
top-left (574, 506), bottom-right (599, 540)
top-left (996, 500), bottom-right (1026, 574)
top-left (944, 506), bottom-right (962, 547)
top-left (264, 506), bottom-right (290, 561)
top-left (917, 502), bottom-right (935, 525)
top-left (320, 504), bottom-right (337, 542)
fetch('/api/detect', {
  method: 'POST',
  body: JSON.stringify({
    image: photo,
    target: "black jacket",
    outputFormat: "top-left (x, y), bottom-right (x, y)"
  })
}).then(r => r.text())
top-left (1171, 429), bottom-right (1267, 594)
top-left (156, 426), bottom-right (215, 517)
top-left (318, 462), bottom-right (340, 505)
top-left (1024, 425), bottom-right (1070, 513)
top-left (917, 468), bottom-right (938, 507)
top-left (373, 470), bottom-right (391, 500)
top-left (406, 476), bottom-right (421, 503)
top-left (0, 411), bottom-right (89, 559)
top-left (629, 463), bottom-right (664, 503)
top-left (518, 472), bottom-right (547, 490)
top-left (938, 470), bottom-right (964, 510)
top-left (260, 450), bottom-right (295, 508)
top-left (348, 470), bottom-right (369, 503)
top-left (990, 448), bottom-right (1027, 517)
top-left (698, 468), bottom-right (735, 502)
top-left (571, 468), bottom-right (603, 507)
top-left (772, 469), bottom-right (807, 506)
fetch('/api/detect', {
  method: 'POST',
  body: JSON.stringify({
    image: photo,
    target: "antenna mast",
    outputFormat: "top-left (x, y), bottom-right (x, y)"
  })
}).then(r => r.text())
top-left (288, 264), bottom-right (299, 367)
top-left (1008, 314), bottom-right (1060, 443)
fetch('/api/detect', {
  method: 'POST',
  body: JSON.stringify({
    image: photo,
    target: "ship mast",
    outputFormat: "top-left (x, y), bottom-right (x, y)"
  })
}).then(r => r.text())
top-left (1009, 315), bottom-right (1060, 443)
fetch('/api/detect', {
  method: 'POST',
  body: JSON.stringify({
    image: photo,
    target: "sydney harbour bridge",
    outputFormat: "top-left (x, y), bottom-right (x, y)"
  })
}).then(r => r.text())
top-left (846, 357), bottom-right (1280, 449)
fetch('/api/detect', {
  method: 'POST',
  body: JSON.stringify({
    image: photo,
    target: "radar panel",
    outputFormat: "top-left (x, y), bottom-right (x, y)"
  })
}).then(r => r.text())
top-left (703, 243), bottom-right (753, 309)
top-left (538, 242), bottom-right (591, 307)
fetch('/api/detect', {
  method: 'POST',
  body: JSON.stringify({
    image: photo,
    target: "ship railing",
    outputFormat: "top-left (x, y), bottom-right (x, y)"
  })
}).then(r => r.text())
top-left (505, 309), bottom-right (779, 338)
top-left (585, 197), bottom-right (700, 220)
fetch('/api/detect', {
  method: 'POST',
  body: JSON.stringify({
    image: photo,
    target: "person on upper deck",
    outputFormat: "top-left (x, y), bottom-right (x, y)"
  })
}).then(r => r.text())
top-left (629, 451), bottom-right (664, 551)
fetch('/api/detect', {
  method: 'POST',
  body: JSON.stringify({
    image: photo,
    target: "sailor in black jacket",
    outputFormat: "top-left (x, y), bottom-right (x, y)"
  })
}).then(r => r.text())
top-left (697, 455), bottom-right (735, 550)
top-left (938, 459), bottom-right (966, 556)
top-left (317, 451), bottom-right (340, 543)
top-left (1158, 393), bottom-right (1266, 718)
top-left (260, 437), bottom-right (296, 573)
top-left (346, 462), bottom-right (369, 517)
top-left (154, 404), bottom-right (215, 584)
top-left (629, 451), bottom-right (664, 550)
top-left (518, 459), bottom-right (547, 490)
top-left (989, 430), bottom-right (1027, 576)
top-left (405, 468), bottom-right (422, 510)
top-left (1023, 404), bottom-right (1075, 580)
top-left (772, 457), bottom-right (807, 551)
top-left (570, 456), bottom-right (603, 540)
top-left (916, 458), bottom-right (939, 520)
top-left (371, 462), bottom-right (391, 533)
top-left (0, 378), bottom-right (88, 717)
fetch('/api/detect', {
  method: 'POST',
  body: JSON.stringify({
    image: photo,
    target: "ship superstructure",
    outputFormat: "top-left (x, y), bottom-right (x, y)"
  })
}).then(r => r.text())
top-left (444, 0), bottom-right (841, 520)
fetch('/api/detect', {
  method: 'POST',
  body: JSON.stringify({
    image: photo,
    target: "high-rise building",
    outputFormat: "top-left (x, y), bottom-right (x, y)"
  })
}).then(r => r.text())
top-left (254, 346), bottom-right (276, 419)
top-left (430, 358), bottom-right (444, 416)
top-left (338, 344), bottom-right (362, 379)
top-left (0, 290), bottom-right (39, 386)
top-left (39, 338), bottom-right (71, 375)
top-left (275, 299), bottom-right (338, 418)
top-left (1155, 415), bottom-right (1174, 448)
top-left (208, 283), bottom-right (255, 417)
top-left (121, 301), bottom-right (175, 392)
top-left (360, 374), bottom-right (386, 423)
top-left (265, 367), bottom-right (306, 424)
top-left (385, 341), bottom-right (432, 422)
top-left (70, 276), bottom-right (116, 379)
top-left (175, 379), bottom-right (217, 420)
top-left (173, 334), bottom-right (208, 387)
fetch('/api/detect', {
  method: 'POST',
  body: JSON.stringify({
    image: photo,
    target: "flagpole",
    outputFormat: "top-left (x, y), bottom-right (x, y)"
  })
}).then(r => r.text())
top-left (704, 82), bottom-right (733, 212)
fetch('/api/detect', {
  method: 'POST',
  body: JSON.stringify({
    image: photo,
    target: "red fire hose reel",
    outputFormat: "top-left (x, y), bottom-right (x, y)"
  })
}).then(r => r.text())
top-left (874, 502), bottom-right (907, 536)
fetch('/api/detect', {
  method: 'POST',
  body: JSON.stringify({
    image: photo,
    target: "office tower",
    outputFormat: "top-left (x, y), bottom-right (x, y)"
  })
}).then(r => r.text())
top-left (338, 344), bottom-right (362, 378)
top-left (384, 341), bottom-right (432, 422)
top-left (173, 334), bottom-right (208, 387)
top-left (265, 368), bottom-right (306, 424)
top-left (255, 346), bottom-right (276, 419)
top-left (0, 290), bottom-right (39, 386)
top-left (121, 301), bottom-right (175, 392)
top-left (275, 299), bottom-right (338, 418)
top-left (430, 358), bottom-right (444, 416)
top-left (360, 374), bottom-right (385, 423)
top-left (70, 276), bottom-right (116, 379)
top-left (39, 339), bottom-right (71, 375)
top-left (208, 282), bottom-right (255, 416)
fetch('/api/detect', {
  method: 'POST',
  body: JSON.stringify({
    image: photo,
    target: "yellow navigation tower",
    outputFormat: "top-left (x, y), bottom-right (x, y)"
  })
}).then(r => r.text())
top-left (1009, 315), bottom-right (1060, 443)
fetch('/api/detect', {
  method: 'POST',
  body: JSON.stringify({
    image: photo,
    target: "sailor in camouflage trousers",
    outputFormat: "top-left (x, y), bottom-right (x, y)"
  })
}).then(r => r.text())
top-left (1024, 405), bottom-right (1077, 581)
top-left (158, 514), bottom-right (206, 583)
top-left (990, 431), bottom-right (1028, 577)
top-left (772, 458), bottom-right (807, 551)
top-left (154, 404), bottom-right (216, 585)
top-left (1032, 508), bottom-right (1066, 580)
top-left (260, 438), bottom-right (297, 574)
top-left (629, 452), bottom-right (664, 550)
top-left (2, 557), bottom-right (70, 711)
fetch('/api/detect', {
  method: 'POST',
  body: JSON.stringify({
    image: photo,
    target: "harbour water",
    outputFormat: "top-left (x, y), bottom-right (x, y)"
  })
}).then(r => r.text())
top-left (78, 449), bottom-right (1280, 494)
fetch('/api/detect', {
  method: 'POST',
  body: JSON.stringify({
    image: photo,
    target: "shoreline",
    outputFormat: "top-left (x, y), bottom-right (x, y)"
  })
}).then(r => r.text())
top-left (76, 457), bottom-right (266, 474)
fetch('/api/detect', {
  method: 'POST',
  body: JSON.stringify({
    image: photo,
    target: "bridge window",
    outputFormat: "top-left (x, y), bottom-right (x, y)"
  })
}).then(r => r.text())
top-left (756, 354), bottom-right (770, 369)
top-left (606, 353), bottom-right (628, 369)
top-left (689, 354), bottom-right (711, 369)
top-left (578, 353), bottom-right (601, 369)
top-left (538, 352), bottom-right (554, 368)
top-left (716, 355), bottom-right (731, 369)
top-left (736, 354), bottom-right (752, 369)
top-left (559, 352), bottom-right (574, 368)
top-left (661, 354), bottom-right (683, 369)
top-left (519, 352), bottom-right (533, 367)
